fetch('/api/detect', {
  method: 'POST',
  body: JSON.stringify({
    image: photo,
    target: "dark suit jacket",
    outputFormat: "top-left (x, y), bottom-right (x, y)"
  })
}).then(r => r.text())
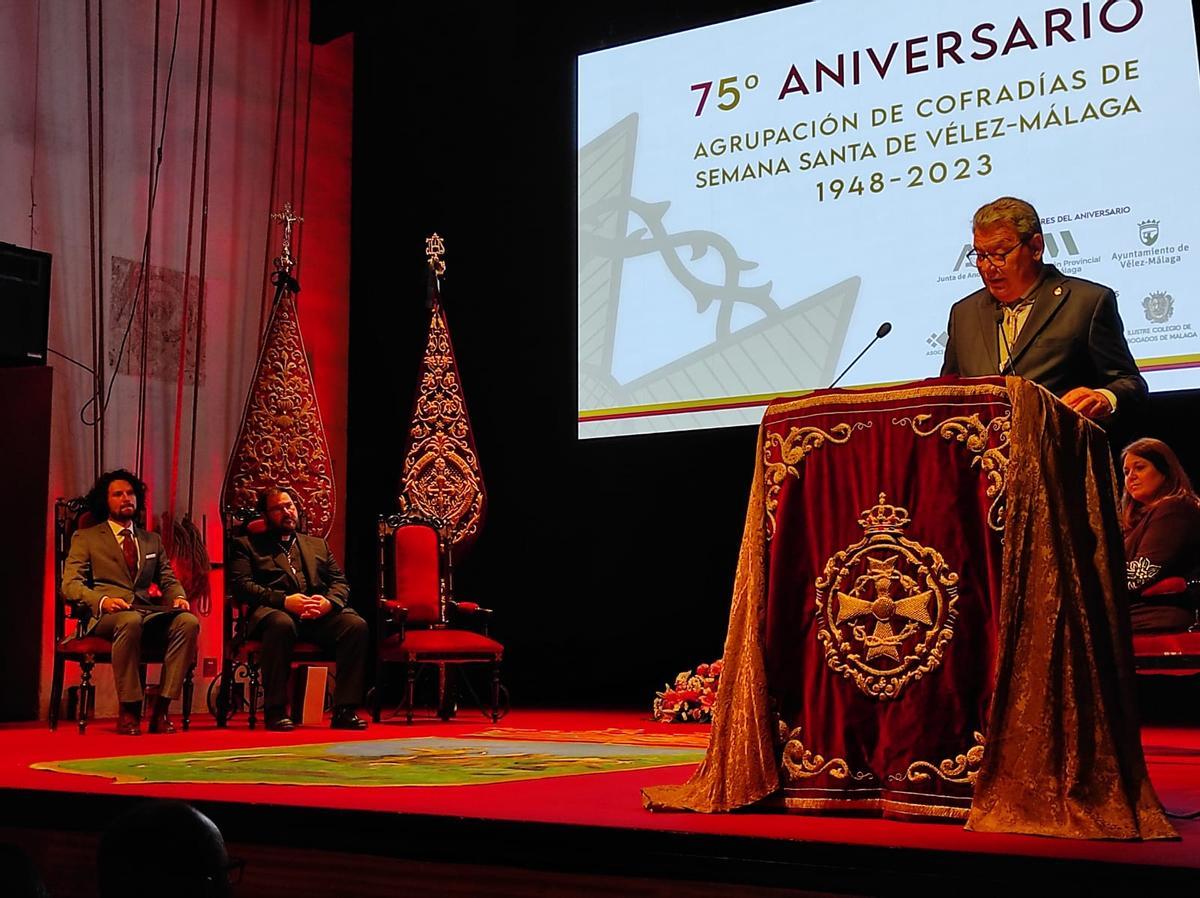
top-left (61, 522), bottom-right (186, 634)
top-left (228, 530), bottom-right (352, 629)
top-left (940, 265), bottom-right (1147, 407)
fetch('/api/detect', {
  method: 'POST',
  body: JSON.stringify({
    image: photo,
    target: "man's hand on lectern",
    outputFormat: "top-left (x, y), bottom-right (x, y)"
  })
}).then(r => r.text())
top-left (1062, 386), bottom-right (1114, 420)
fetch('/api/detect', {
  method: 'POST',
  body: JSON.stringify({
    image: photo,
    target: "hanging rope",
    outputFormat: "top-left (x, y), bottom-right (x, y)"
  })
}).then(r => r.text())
top-left (135, 0), bottom-right (163, 478)
top-left (27, 0), bottom-right (42, 249)
top-left (187, 0), bottom-right (219, 520)
top-left (87, 0), bottom-right (181, 463)
top-left (168, 0), bottom-right (209, 518)
top-left (257, 0), bottom-right (296, 339)
top-left (160, 0), bottom-right (217, 616)
top-left (294, 39), bottom-right (315, 277)
top-left (83, 0), bottom-right (103, 479)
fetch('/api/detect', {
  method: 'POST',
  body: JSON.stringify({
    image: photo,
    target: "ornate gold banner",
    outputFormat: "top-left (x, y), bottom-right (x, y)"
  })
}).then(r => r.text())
top-left (222, 293), bottom-right (336, 537)
top-left (399, 297), bottom-right (485, 546)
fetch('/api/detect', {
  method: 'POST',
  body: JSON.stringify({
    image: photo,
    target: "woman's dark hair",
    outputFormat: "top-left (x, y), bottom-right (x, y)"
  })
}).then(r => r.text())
top-left (1120, 438), bottom-right (1199, 530)
top-left (85, 469), bottom-right (147, 524)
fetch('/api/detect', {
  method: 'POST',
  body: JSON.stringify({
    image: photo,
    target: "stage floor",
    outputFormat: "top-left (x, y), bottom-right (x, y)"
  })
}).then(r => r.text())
top-left (2, 709), bottom-right (1199, 894)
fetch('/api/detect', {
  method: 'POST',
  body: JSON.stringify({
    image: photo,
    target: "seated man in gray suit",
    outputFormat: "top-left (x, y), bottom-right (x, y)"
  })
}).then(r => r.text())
top-left (62, 469), bottom-right (200, 735)
top-left (227, 487), bottom-right (369, 731)
top-left (940, 196), bottom-right (1146, 419)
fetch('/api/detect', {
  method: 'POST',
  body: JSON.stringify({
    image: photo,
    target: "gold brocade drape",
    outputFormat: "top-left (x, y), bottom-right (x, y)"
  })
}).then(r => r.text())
top-left (641, 428), bottom-right (779, 813)
top-left (643, 378), bottom-right (1175, 840)
top-left (964, 378), bottom-right (1174, 839)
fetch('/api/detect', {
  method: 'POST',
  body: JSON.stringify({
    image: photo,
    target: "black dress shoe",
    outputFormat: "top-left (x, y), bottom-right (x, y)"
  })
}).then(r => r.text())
top-left (148, 696), bottom-right (176, 734)
top-left (330, 708), bottom-right (368, 730)
top-left (148, 713), bottom-right (176, 734)
top-left (116, 708), bottom-right (141, 736)
top-left (265, 715), bottom-right (296, 732)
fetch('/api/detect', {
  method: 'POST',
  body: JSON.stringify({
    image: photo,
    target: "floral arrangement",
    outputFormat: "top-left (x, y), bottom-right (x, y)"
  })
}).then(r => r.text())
top-left (652, 659), bottom-right (723, 722)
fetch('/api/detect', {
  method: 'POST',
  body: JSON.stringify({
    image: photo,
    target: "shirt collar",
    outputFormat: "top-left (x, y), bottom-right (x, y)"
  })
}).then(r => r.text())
top-left (107, 518), bottom-right (136, 538)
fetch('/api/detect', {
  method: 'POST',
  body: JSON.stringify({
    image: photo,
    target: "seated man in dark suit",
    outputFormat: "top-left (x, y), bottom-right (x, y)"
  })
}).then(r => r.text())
top-left (62, 469), bottom-right (199, 736)
top-left (227, 487), bottom-right (369, 731)
top-left (941, 196), bottom-right (1146, 419)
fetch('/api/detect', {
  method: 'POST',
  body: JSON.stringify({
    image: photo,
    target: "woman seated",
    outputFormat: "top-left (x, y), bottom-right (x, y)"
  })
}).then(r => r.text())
top-left (1121, 438), bottom-right (1200, 632)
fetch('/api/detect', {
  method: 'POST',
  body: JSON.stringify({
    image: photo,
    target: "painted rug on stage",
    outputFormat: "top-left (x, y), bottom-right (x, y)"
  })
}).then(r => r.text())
top-left (31, 732), bottom-right (707, 787)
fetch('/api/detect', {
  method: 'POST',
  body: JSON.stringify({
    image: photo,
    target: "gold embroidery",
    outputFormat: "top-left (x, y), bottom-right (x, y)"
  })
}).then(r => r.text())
top-left (400, 301), bottom-right (485, 545)
top-left (780, 726), bottom-right (874, 783)
top-left (815, 494), bottom-right (960, 700)
top-left (763, 422), bottom-right (870, 537)
top-left (889, 732), bottom-right (986, 785)
top-left (780, 796), bottom-right (971, 820)
top-left (894, 411), bottom-right (1011, 531)
top-left (767, 382), bottom-right (1008, 417)
top-left (222, 294), bottom-right (336, 538)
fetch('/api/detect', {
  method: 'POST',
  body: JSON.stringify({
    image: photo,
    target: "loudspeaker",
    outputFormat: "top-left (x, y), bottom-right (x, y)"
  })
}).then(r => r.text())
top-left (0, 241), bottom-right (52, 367)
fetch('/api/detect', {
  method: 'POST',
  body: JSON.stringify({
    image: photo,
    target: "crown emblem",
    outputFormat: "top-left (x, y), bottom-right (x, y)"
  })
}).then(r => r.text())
top-left (857, 493), bottom-right (911, 535)
top-left (1138, 219), bottom-right (1160, 229)
top-left (816, 490), bottom-right (959, 700)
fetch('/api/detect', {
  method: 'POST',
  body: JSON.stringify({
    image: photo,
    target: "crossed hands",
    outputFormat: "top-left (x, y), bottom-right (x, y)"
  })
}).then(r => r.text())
top-left (284, 593), bottom-right (333, 620)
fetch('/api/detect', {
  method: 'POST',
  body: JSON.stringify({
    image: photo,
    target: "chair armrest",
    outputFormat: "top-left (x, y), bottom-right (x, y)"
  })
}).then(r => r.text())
top-left (378, 598), bottom-right (409, 637)
top-left (1141, 576), bottom-right (1191, 599)
top-left (447, 600), bottom-right (493, 635)
top-left (449, 600), bottom-right (492, 616)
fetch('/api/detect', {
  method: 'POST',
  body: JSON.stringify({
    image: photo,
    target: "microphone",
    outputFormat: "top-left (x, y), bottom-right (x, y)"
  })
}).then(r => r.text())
top-left (995, 307), bottom-right (1016, 375)
top-left (828, 322), bottom-right (892, 389)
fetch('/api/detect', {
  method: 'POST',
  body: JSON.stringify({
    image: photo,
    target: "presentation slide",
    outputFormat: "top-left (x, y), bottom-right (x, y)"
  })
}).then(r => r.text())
top-left (577, 0), bottom-right (1200, 438)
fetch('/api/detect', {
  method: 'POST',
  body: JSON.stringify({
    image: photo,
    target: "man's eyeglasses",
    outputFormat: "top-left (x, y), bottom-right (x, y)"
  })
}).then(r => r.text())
top-left (966, 239), bottom-right (1027, 269)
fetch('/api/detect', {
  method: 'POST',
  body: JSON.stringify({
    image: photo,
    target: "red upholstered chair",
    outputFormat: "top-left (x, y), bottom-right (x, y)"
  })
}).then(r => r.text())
top-left (374, 514), bottom-right (504, 723)
top-left (214, 511), bottom-right (334, 728)
top-left (1131, 577), bottom-right (1200, 674)
top-left (48, 498), bottom-right (195, 733)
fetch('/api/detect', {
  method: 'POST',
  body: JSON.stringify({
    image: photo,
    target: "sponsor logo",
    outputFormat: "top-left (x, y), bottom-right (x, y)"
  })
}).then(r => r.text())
top-left (1142, 291), bottom-right (1174, 324)
top-left (1139, 219), bottom-right (1160, 247)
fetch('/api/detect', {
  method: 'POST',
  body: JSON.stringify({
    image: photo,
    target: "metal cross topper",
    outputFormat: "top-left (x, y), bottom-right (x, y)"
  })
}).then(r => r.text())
top-left (271, 202), bottom-right (304, 275)
top-left (426, 233), bottom-right (446, 288)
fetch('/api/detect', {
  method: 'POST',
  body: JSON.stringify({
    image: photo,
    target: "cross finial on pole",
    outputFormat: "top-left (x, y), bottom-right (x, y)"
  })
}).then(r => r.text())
top-left (270, 202), bottom-right (304, 274)
top-left (426, 233), bottom-right (446, 278)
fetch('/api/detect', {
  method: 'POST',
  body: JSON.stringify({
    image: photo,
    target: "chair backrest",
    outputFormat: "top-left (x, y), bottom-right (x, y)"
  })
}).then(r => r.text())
top-left (222, 509), bottom-right (265, 644)
top-left (221, 507), bottom-right (312, 644)
top-left (53, 497), bottom-right (95, 640)
top-left (391, 523), bottom-right (442, 625)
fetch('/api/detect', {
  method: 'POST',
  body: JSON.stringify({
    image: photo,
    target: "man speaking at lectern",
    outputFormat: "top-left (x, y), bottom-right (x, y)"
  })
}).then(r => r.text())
top-left (940, 196), bottom-right (1146, 420)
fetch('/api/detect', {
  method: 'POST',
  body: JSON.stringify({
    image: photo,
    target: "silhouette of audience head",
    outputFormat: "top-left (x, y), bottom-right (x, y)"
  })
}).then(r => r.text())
top-left (98, 800), bottom-right (238, 898)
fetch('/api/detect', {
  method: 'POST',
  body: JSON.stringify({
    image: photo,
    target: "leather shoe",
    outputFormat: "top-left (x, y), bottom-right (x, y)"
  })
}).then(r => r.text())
top-left (265, 715), bottom-right (295, 732)
top-left (148, 696), bottom-right (176, 734)
top-left (117, 707), bottom-right (141, 736)
top-left (148, 713), bottom-right (176, 734)
top-left (330, 708), bottom-right (368, 730)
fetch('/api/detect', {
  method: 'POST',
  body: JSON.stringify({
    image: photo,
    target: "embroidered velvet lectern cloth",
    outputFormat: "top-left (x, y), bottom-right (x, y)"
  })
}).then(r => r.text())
top-left (644, 377), bottom-right (1174, 840)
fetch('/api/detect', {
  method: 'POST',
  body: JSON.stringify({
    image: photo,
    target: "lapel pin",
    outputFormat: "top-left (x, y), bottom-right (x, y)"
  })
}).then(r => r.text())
top-left (1053, 286), bottom-right (1063, 296)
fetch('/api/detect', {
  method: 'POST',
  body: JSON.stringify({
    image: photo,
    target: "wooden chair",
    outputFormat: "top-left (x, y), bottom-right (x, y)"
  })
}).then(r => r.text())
top-left (48, 498), bottom-right (195, 733)
top-left (214, 510), bottom-right (334, 728)
top-left (374, 514), bottom-right (504, 723)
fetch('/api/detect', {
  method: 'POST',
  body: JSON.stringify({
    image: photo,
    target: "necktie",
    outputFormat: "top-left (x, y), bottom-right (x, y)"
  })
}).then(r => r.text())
top-left (119, 528), bottom-right (137, 580)
top-left (999, 300), bottom-right (1033, 372)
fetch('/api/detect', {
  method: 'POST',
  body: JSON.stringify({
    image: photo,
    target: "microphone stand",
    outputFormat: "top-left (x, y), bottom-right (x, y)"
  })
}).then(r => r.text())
top-left (829, 323), bottom-right (892, 389)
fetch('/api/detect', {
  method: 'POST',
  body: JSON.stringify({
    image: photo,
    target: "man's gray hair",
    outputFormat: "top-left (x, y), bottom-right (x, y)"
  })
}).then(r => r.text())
top-left (973, 197), bottom-right (1043, 241)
